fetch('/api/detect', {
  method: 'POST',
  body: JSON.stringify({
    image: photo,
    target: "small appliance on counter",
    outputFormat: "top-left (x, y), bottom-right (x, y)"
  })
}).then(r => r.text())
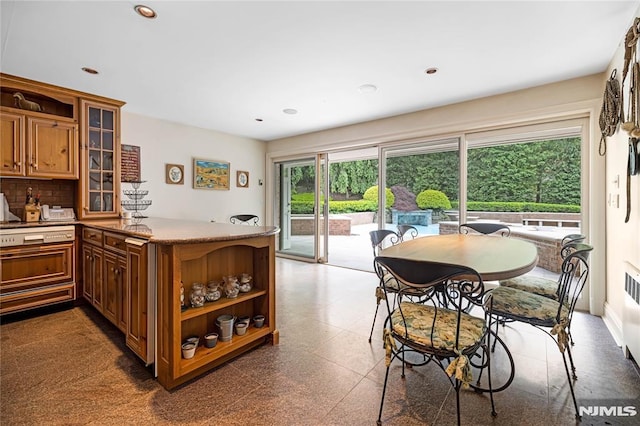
top-left (41, 205), bottom-right (76, 221)
top-left (0, 193), bottom-right (20, 223)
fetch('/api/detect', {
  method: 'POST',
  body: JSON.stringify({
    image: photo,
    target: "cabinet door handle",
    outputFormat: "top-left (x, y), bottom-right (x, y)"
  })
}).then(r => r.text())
top-left (13, 161), bottom-right (21, 169)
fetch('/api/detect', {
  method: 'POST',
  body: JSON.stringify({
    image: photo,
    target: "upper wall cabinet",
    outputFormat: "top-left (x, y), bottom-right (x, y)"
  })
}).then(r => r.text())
top-left (0, 73), bottom-right (125, 219)
top-left (0, 78), bottom-right (79, 179)
top-left (78, 100), bottom-right (123, 219)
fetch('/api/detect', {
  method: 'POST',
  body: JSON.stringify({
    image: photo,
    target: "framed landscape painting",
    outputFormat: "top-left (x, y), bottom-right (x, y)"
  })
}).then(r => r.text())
top-left (193, 158), bottom-right (230, 190)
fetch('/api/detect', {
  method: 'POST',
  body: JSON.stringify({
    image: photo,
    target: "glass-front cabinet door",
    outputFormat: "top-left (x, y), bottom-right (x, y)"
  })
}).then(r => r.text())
top-left (79, 100), bottom-right (121, 219)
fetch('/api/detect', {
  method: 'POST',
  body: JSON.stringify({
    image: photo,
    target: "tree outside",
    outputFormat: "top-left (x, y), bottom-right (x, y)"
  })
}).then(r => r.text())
top-left (290, 137), bottom-right (581, 214)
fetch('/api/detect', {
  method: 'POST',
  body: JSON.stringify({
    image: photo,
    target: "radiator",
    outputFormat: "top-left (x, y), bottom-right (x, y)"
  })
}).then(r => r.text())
top-left (623, 269), bottom-right (640, 362)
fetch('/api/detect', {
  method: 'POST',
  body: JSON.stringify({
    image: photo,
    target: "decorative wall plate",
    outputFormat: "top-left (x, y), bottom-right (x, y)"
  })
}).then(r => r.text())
top-left (166, 164), bottom-right (184, 184)
top-left (237, 170), bottom-right (249, 188)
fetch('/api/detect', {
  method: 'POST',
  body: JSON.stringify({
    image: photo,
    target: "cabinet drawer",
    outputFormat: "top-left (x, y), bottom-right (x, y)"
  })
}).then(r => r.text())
top-left (104, 232), bottom-right (127, 254)
top-left (82, 228), bottom-right (103, 245)
top-left (1, 282), bottom-right (75, 315)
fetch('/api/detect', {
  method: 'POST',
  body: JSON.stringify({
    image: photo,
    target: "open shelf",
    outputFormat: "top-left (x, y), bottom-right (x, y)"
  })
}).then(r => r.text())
top-left (180, 288), bottom-right (268, 321)
top-left (179, 325), bottom-right (271, 374)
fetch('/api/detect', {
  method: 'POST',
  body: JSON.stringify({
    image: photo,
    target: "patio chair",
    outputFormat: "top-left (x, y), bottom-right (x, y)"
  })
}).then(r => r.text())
top-left (396, 224), bottom-right (418, 241)
top-left (499, 239), bottom-right (587, 300)
top-left (484, 243), bottom-right (593, 421)
top-left (368, 230), bottom-right (401, 342)
top-left (375, 256), bottom-right (496, 426)
top-left (459, 222), bottom-right (510, 237)
top-left (498, 239), bottom-right (588, 347)
top-left (230, 214), bottom-right (259, 225)
top-left (560, 233), bottom-right (586, 258)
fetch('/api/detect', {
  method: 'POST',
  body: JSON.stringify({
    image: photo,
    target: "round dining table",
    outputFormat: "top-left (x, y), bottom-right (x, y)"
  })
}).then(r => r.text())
top-left (379, 233), bottom-right (539, 281)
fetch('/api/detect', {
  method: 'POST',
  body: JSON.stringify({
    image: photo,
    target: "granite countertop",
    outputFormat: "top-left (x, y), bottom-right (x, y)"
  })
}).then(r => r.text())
top-left (81, 217), bottom-right (280, 244)
top-left (1, 217), bottom-right (280, 244)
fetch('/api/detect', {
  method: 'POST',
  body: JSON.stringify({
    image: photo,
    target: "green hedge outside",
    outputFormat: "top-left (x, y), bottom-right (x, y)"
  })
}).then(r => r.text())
top-left (451, 201), bottom-right (580, 213)
top-left (291, 193), bottom-right (580, 214)
top-left (291, 199), bottom-right (376, 214)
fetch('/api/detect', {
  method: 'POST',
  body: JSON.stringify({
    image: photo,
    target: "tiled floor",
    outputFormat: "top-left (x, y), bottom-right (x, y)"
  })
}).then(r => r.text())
top-left (1, 258), bottom-right (639, 425)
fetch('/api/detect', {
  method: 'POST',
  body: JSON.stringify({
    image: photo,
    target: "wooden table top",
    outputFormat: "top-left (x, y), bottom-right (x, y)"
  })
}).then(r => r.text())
top-left (379, 234), bottom-right (539, 281)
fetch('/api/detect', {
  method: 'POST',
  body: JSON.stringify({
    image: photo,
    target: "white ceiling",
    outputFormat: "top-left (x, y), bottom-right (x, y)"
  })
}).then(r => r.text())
top-left (1, 1), bottom-right (638, 141)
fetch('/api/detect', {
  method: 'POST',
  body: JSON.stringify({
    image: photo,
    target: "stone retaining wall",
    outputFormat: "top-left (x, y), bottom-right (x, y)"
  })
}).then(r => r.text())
top-left (290, 215), bottom-right (352, 235)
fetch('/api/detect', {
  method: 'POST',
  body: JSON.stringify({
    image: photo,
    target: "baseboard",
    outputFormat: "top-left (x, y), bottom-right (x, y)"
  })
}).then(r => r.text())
top-left (602, 301), bottom-right (624, 347)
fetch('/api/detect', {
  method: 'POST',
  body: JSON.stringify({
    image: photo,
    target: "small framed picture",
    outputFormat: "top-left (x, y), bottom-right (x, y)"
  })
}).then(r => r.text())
top-left (165, 164), bottom-right (184, 185)
top-left (237, 170), bottom-right (249, 188)
top-left (193, 158), bottom-right (230, 190)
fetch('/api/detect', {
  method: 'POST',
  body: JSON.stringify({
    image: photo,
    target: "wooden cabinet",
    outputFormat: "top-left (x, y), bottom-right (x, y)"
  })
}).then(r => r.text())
top-left (82, 228), bottom-right (104, 311)
top-left (81, 226), bottom-right (150, 362)
top-left (0, 242), bottom-right (76, 315)
top-left (125, 240), bottom-right (148, 362)
top-left (0, 111), bottom-right (25, 176)
top-left (78, 100), bottom-right (123, 219)
top-left (156, 234), bottom-right (277, 390)
top-left (103, 250), bottom-right (125, 328)
top-left (28, 117), bottom-right (78, 178)
top-left (0, 76), bottom-right (79, 179)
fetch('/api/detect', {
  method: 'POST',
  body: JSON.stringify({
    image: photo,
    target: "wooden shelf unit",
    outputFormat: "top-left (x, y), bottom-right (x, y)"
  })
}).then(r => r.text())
top-left (156, 234), bottom-right (277, 390)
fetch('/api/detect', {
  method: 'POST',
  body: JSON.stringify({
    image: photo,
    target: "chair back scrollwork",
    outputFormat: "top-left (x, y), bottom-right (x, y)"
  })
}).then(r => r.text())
top-left (459, 222), bottom-right (510, 237)
top-left (230, 214), bottom-right (259, 225)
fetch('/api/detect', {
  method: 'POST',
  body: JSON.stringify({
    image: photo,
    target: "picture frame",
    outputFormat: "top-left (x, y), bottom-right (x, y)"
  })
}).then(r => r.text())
top-left (236, 170), bottom-right (249, 188)
top-left (193, 158), bottom-right (230, 190)
top-left (165, 163), bottom-right (184, 185)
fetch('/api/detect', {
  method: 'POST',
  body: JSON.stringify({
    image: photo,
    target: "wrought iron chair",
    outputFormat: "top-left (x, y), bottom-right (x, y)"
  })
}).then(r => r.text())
top-left (560, 233), bottom-right (586, 258)
top-left (368, 229), bottom-right (401, 342)
top-left (375, 256), bottom-right (496, 426)
top-left (396, 224), bottom-right (418, 241)
top-left (459, 222), bottom-right (510, 237)
top-left (229, 214), bottom-right (259, 225)
top-left (498, 238), bottom-right (588, 347)
top-left (499, 238), bottom-right (587, 300)
top-left (484, 243), bottom-right (593, 421)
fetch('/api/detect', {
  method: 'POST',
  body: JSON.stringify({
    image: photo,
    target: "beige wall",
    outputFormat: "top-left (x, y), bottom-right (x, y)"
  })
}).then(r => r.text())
top-left (602, 9), bottom-right (640, 347)
top-left (121, 112), bottom-right (267, 223)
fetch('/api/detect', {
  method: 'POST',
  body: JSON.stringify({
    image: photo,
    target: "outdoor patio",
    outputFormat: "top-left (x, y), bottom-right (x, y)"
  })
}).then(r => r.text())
top-left (280, 221), bottom-right (566, 283)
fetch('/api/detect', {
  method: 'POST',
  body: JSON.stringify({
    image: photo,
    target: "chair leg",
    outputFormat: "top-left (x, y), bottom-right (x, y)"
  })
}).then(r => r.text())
top-left (491, 316), bottom-right (500, 352)
top-left (565, 343), bottom-right (578, 380)
top-left (485, 331), bottom-right (498, 417)
top-left (377, 363), bottom-right (391, 425)
top-left (369, 303), bottom-right (380, 343)
top-left (455, 380), bottom-right (462, 426)
top-left (561, 349), bottom-right (581, 421)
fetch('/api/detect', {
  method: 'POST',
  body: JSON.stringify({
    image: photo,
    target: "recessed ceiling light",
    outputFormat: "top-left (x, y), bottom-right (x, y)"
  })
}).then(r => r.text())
top-left (82, 67), bottom-right (99, 75)
top-left (134, 5), bottom-right (157, 19)
top-left (283, 108), bottom-right (298, 115)
top-left (425, 67), bottom-right (438, 75)
top-left (358, 84), bottom-right (377, 94)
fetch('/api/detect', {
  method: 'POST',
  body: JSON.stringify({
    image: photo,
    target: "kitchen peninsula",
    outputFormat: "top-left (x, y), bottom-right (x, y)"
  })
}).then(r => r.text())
top-left (81, 217), bottom-right (279, 390)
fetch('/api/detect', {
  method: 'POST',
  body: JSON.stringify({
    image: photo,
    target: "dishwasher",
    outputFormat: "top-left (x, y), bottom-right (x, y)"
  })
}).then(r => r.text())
top-left (0, 225), bottom-right (76, 315)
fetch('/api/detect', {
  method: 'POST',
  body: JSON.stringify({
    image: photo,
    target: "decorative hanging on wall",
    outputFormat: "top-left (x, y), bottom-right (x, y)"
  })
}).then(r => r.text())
top-left (620, 17), bottom-right (640, 223)
top-left (598, 69), bottom-right (621, 156)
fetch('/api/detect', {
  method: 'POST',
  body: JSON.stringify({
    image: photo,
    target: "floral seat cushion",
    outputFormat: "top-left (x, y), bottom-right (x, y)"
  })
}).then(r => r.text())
top-left (382, 272), bottom-right (405, 291)
top-left (390, 302), bottom-right (486, 352)
top-left (487, 286), bottom-right (568, 326)
top-left (499, 275), bottom-right (558, 300)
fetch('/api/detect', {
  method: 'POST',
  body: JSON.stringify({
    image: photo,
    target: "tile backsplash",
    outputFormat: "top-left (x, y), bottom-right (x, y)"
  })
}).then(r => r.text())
top-left (0, 178), bottom-right (76, 220)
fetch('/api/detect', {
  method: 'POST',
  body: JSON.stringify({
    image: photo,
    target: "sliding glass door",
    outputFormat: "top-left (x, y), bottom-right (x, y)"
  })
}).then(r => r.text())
top-left (274, 155), bottom-right (328, 262)
top-left (382, 138), bottom-right (460, 238)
